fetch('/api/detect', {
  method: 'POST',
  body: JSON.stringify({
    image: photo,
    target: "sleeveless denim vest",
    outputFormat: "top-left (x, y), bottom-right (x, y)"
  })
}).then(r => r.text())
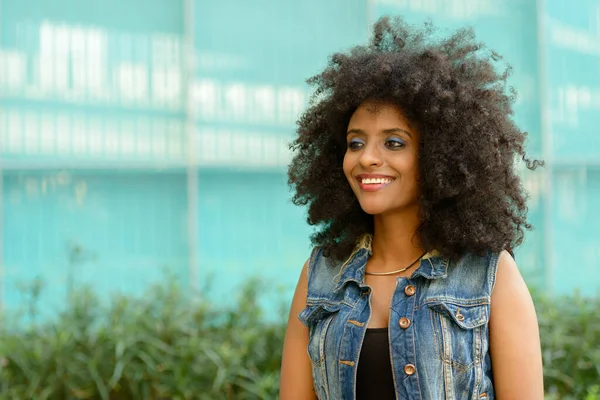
top-left (298, 240), bottom-right (499, 400)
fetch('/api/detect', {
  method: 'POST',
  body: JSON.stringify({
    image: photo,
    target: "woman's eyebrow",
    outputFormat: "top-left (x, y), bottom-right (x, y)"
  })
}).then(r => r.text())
top-left (382, 128), bottom-right (412, 138)
top-left (346, 128), bottom-right (365, 136)
top-left (346, 128), bottom-right (412, 138)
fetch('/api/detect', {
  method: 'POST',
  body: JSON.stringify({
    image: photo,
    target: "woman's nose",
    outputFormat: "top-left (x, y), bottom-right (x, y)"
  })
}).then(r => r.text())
top-left (359, 144), bottom-right (383, 168)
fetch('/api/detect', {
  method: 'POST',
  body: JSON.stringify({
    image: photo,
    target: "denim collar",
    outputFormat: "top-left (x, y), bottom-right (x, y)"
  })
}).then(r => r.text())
top-left (411, 254), bottom-right (449, 280)
top-left (333, 245), bottom-right (449, 292)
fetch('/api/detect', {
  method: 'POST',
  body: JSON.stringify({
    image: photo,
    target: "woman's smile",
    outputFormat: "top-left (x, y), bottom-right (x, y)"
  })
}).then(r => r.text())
top-left (355, 174), bottom-right (396, 192)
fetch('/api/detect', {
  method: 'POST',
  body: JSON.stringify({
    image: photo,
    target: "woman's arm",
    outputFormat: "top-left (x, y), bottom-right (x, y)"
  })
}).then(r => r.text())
top-left (490, 250), bottom-right (544, 399)
top-left (280, 260), bottom-right (317, 400)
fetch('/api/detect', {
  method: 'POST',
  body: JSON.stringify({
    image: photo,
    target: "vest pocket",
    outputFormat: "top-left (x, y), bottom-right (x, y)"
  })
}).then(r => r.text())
top-left (298, 302), bottom-right (341, 400)
top-left (299, 302), bottom-right (342, 327)
top-left (428, 301), bottom-right (489, 330)
top-left (427, 301), bottom-right (489, 370)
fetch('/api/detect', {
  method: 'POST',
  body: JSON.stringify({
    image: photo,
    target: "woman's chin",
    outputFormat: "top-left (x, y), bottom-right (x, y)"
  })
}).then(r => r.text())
top-left (358, 199), bottom-right (417, 216)
top-left (358, 202), bottom-right (390, 215)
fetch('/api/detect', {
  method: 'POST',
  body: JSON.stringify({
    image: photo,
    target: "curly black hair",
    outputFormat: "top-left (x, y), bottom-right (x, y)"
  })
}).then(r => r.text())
top-left (288, 16), bottom-right (543, 262)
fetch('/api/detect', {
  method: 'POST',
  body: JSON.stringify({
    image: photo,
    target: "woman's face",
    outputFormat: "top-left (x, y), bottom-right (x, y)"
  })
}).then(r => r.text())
top-left (343, 100), bottom-right (420, 216)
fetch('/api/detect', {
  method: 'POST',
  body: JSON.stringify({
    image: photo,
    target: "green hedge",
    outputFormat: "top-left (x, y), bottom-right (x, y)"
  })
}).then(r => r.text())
top-left (536, 290), bottom-right (600, 400)
top-left (0, 279), bottom-right (598, 399)
top-left (0, 279), bottom-right (286, 400)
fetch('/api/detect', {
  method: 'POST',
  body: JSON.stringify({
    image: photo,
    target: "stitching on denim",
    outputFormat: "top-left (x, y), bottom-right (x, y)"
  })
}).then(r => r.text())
top-left (488, 251), bottom-right (501, 293)
top-left (473, 325), bottom-right (484, 399)
top-left (337, 303), bottom-right (358, 361)
top-left (319, 314), bottom-right (336, 400)
top-left (333, 253), bottom-right (356, 284)
top-left (427, 304), bottom-right (489, 331)
top-left (430, 308), bottom-right (442, 361)
top-left (307, 246), bottom-right (321, 284)
top-left (310, 359), bottom-right (324, 400)
top-left (338, 293), bottom-right (362, 400)
top-left (421, 297), bottom-right (490, 307)
top-left (389, 318), bottom-right (400, 399)
top-left (333, 234), bottom-right (372, 285)
top-left (444, 353), bottom-right (475, 372)
top-left (441, 315), bottom-right (454, 399)
top-left (426, 257), bottom-right (436, 276)
top-left (347, 319), bottom-right (364, 327)
top-left (452, 360), bottom-right (472, 374)
top-left (306, 298), bottom-right (342, 307)
top-left (409, 296), bottom-right (423, 400)
top-left (305, 298), bottom-right (356, 310)
top-left (440, 311), bottom-right (481, 381)
top-left (442, 257), bottom-right (449, 272)
top-left (414, 298), bottom-right (490, 313)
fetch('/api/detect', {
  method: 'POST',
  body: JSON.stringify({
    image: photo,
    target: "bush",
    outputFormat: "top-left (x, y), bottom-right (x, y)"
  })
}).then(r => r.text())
top-left (536, 290), bottom-right (600, 400)
top-left (0, 278), bottom-right (286, 400)
top-left (0, 280), bottom-right (598, 399)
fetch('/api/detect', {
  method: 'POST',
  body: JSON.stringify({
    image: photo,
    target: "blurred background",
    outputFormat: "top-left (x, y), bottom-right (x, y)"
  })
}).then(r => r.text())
top-left (1, 0), bottom-right (599, 315)
top-left (1, 0), bottom-right (599, 398)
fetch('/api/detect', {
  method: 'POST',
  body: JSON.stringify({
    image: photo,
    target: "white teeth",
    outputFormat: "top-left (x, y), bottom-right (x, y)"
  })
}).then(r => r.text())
top-left (361, 178), bottom-right (393, 184)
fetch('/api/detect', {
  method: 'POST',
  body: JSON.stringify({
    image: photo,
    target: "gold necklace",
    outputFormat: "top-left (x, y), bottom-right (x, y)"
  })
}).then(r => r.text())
top-left (364, 252), bottom-right (427, 276)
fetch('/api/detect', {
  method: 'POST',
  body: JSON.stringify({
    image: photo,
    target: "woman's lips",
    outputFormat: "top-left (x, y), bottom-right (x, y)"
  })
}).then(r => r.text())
top-left (356, 174), bottom-right (396, 192)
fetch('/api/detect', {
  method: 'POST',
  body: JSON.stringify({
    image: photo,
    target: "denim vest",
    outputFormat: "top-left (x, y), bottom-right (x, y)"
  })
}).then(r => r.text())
top-left (298, 240), bottom-right (499, 400)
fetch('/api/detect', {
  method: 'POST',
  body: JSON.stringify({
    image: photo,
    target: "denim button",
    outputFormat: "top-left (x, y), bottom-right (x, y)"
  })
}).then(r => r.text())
top-left (404, 285), bottom-right (416, 296)
top-left (404, 364), bottom-right (416, 375)
top-left (399, 317), bottom-right (411, 329)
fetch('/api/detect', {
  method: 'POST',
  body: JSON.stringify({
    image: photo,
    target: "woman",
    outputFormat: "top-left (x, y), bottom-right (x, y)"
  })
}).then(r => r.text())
top-left (280, 16), bottom-right (544, 400)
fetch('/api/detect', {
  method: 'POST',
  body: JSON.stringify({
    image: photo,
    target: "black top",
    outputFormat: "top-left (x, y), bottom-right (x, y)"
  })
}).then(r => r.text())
top-left (356, 328), bottom-right (396, 399)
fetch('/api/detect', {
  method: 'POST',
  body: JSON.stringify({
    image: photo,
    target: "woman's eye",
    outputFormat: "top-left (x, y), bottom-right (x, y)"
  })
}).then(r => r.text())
top-left (385, 138), bottom-right (405, 149)
top-left (347, 139), bottom-right (364, 150)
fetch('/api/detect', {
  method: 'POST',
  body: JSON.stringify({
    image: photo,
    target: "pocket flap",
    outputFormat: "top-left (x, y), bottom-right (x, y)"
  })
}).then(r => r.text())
top-left (298, 302), bottom-right (341, 326)
top-left (428, 301), bottom-right (489, 329)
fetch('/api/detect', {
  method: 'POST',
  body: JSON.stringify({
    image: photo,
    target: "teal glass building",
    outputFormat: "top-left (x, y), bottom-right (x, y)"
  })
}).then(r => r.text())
top-left (1, 0), bottom-right (599, 315)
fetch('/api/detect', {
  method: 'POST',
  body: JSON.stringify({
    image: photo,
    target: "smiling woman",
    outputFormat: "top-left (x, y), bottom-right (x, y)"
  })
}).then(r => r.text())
top-left (281, 16), bottom-right (544, 400)
top-left (343, 101), bottom-right (420, 216)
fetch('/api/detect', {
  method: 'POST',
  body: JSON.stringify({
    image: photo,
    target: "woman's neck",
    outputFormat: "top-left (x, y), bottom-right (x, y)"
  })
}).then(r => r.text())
top-left (370, 207), bottom-right (424, 269)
